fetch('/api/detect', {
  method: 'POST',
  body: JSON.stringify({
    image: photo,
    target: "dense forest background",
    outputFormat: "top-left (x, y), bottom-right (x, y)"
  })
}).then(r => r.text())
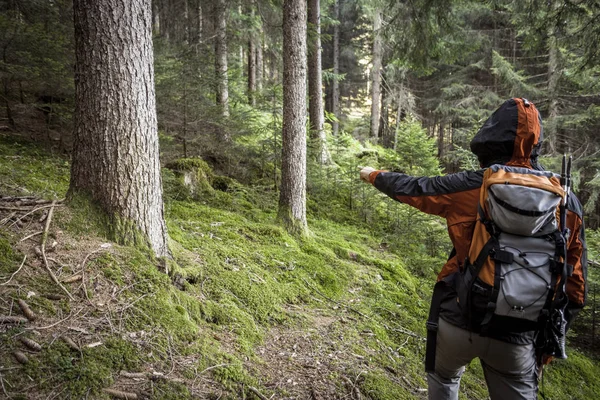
top-left (2, 0), bottom-right (600, 227)
top-left (1, 0), bottom-right (600, 399)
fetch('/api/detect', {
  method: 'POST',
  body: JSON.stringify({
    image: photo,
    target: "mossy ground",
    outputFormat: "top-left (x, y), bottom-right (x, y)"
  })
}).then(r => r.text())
top-left (0, 135), bottom-right (598, 399)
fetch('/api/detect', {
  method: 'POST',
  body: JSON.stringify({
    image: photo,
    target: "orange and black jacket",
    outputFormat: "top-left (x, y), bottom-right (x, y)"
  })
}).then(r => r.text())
top-left (367, 98), bottom-right (587, 344)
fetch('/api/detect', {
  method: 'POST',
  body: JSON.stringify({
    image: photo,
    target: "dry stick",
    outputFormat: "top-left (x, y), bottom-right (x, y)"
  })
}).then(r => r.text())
top-left (8, 203), bottom-right (62, 228)
top-left (0, 255), bottom-right (26, 286)
top-left (19, 231), bottom-right (43, 242)
top-left (0, 211), bottom-right (16, 225)
top-left (25, 307), bottom-right (83, 331)
top-left (79, 248), bottom-right (105, 303)
top-left (0, 372), bottom-right (9, 399)
top-left (39, 201), bottom-right (74, 301)
top-left (248, 386), bottom-right (269, 400)
top-left (198, 363), bottom-right (230, 375)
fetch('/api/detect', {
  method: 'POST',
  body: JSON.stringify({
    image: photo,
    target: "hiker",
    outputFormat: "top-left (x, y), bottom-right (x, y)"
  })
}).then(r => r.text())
top-left (360, 98), bottom-right (587, 400)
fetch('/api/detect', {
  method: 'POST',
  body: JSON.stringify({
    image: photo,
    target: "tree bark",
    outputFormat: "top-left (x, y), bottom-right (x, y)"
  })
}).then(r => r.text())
top-left (256, 32), bottom-right (264, 91)
top-left (547, 23), bottom-right (560, 153)
top-left (370, 8), bottom-right (383, 140)
top-left (248, 37), bottom-right (256, 105)
top-left (215, 0), bottom-right (229, 117)
top-left (71, 0), bottom-right (169, 258)
top-left (308, 0), bottom-right (330, 164)
top-left (279, 0), bottom-right (308, 235)
top-left (332, 0), bottom-right (340, 136)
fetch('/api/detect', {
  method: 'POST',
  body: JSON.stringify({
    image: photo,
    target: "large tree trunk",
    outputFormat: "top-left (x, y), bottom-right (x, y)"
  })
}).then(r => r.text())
top-left (71, 0), bottom-right (169, 258)
top-left (215, 0), bottom-right (229, 117)
top-left (279, 0), bottom-right (308, 235)
top-left (370, 8), bottom-right (383, 140)
top-left (331, 0), bottom-right (340, 136)
top-left (307, 0), bottom-right (330, 164)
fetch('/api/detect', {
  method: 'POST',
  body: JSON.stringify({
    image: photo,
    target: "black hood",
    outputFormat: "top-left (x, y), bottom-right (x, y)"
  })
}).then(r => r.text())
top-left (470, 98), bottom-right (544, 169)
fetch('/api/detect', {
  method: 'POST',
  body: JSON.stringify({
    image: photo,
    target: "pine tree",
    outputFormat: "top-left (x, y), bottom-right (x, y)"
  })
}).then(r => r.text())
top-left (70, 0), bottom-right (169, 257)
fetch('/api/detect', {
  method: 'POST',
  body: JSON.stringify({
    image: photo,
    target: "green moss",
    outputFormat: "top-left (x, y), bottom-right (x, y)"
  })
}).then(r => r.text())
top-left (360, 371), bottom-right (414, 400)
top-left (212, 175), bottom-right (238, 192)
top-left (152, 380), bottom-right (193, 400)
top-left (0, 136), bottom-right (70, 198)
top-left (108, 214), bottom-right (153, 251)
top-left (0, 231), bottom-right (20, 273)
top-left (61, 192), bottom-right (110, 238)
top-left (16, 338), bottom-right (140, 398)
top-left (166, 157), bottom-right (213, 175)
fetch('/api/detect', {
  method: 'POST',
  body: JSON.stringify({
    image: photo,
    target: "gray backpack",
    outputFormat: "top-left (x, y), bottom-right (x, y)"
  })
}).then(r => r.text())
top-left (459, 164), bottom-right (566, 330)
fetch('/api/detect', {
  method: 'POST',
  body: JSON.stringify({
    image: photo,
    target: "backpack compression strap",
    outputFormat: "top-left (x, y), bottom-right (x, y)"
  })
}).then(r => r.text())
top-left (425, 280), bottom-right (447, 373)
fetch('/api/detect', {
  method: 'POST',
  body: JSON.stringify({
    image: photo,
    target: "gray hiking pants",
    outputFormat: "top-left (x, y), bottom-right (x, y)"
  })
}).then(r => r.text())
top-left (427, 318), bottom-right (538, 400)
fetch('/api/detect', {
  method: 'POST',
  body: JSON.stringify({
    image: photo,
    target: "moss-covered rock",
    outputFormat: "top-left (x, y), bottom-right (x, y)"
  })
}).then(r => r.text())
top-left (165, 157), bottom-right (214, 196)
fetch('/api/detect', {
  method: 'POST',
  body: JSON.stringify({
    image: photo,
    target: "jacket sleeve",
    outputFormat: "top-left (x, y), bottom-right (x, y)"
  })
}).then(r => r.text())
top-left (368, 170), bottom-right (483, 219)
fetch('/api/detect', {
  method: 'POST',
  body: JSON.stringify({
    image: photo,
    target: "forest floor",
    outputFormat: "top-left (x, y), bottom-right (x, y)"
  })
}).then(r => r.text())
top-left (1, 135), bottom-right (599, 400)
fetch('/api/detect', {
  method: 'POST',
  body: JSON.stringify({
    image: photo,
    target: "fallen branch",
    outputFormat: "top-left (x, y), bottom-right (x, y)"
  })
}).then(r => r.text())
top-left (39, 201), bottom-right (74, 301)
top-left (26, 307), bottom-right (83, 330)
top-left (0, 211), bottom-right (16, 225)
top-left (248, 386), bottom-right (269, 400)
top-left (8, 203), bottom-right (63, 228)
top-left (0, 255), bottom-right (26, 286)
top-left (19, 231), bottom-right (43, 242)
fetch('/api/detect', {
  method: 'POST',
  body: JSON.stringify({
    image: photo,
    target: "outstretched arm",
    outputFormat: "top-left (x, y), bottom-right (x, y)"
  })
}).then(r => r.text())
top-left (360, 167), bottom-right (483, 219)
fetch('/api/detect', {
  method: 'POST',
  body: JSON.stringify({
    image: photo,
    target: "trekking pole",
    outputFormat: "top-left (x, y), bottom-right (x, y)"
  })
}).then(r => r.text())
top-left (553, 155), bottom-right (572, 359)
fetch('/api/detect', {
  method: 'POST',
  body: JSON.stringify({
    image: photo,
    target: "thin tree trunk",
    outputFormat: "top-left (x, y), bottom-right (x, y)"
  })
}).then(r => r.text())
top-left (248, 38), bottom-right (256, 105)
top-left (196, 0), bottom-right (202, 44)
top-left (183, 0), bottom-right (190, 44)
top-left (308, 0), bottom-right (330, 164)
top-left (438, 121), bottom-right (445, 159)
top-left (370, 8), bottom-right (383, 140)
top-left (279, 0), bottom-right (308, 235)
top-left (332, 0), bottom-right (340, 136)
top-left (215, 0), bottom-right (229, 117)
top-left (256, 32), bottom-right (263, 91)
top-left (71, 0), bottom-right (169, 258)
top-left (547, 22), bottom-right (560, 153)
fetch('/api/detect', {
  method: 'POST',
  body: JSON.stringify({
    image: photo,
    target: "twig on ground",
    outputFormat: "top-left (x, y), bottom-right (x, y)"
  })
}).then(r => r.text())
top-left (198, 363), bottom-right (230, 375)
top-left (25, 307), bottom-right (83, 330)
top-left (8, 203), bottom-right (63, 228)
top-left (39, 201), bottom-right (74, 301)
top-left (79, 248), bottom-right (106, 303)
top-left (248, 386), bottom-right (269, 400)
top-left (0, 255), bottom-right (26, 286)
top-left (0, 212), bottom-right (16, 225)
top-left (0, 372), bottom-right (9, 399)
top-left (19, 231), bottom-right (43, 242)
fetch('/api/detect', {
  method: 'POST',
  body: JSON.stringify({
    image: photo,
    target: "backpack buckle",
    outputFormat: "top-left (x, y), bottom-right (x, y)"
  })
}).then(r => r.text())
top-left (492, 249), bottom-right (514, 264)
